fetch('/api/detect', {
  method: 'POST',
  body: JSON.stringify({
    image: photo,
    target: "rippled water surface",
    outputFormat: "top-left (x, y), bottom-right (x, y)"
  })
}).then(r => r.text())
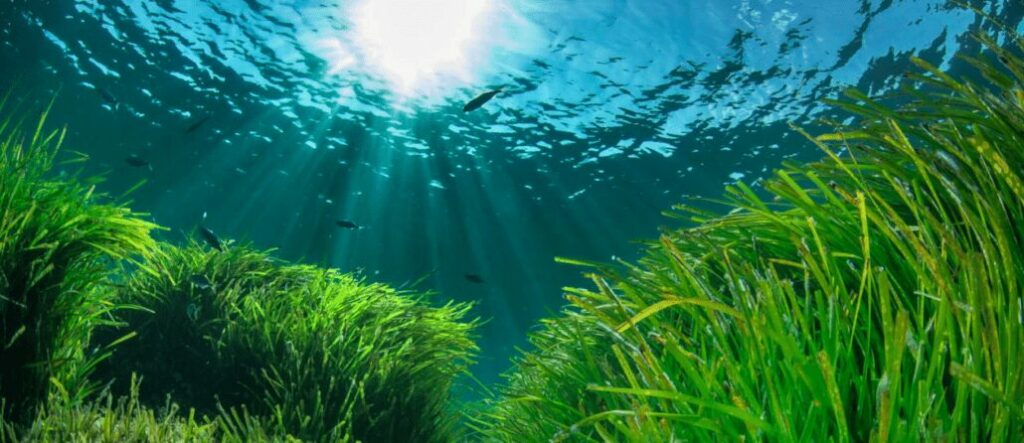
top-left (2, 0), bottom-right (1021, 387)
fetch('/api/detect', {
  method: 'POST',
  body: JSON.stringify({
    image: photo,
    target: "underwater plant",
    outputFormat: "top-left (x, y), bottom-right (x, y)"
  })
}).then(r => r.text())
top-left (475, 34), bottom-right (1024, 442)
top-left (0, 96), bottom-right (157, 424)
top-left (2, 376), bottom-right (222, 442)
top-left (92, 242), bottom-right (478, 442)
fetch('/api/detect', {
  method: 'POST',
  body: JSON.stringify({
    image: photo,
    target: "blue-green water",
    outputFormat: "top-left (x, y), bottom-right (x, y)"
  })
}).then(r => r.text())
top-left (1, 0), bottom-right (1021, 390)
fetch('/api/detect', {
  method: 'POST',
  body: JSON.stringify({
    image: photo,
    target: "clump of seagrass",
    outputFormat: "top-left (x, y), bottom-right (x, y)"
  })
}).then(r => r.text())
top-left (476, 34), bottom-right (1024, 442)
top-left (3, 376), bottom-right (222, 442)
top-left (93, 243), bottom-right (478, 442)
top-left (0, 97), bottom-right (157, 424)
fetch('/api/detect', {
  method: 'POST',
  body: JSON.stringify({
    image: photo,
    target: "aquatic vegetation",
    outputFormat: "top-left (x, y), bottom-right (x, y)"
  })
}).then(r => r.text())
top-left (92, 242), bottom-right (478, 442)
top-left (476, 35), bottom-right (1024, 441)
top-left (4, 4), bottom-right (1024, 440)
top-left (2, 377), bottom-right (222, 442)
top-left (0, 95), bottom-right (477, 441)
top-left (0, 97), bottom-right (157, 424)
top-left (2, 374), bottom-right (298, 442)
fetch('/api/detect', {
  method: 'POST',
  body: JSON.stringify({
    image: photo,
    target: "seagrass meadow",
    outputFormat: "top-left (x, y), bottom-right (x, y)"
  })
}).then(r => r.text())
top-left (1, 6), bottom-right (1024, 443)
top-left (472, 35), bottom-right (1024, 441)
top-left (0, 95), bottom-right (479, 442)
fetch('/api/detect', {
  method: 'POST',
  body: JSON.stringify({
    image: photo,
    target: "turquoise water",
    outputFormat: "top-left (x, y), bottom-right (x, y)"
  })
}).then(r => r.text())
top-left (1, 0), bottom-right (1021, 389)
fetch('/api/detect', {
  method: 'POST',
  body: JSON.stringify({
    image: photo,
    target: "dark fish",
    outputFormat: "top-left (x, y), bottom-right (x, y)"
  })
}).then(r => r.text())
top-left (95, 87), bottom-right (119, 110)
top-left (185, 115), bottom-right (211, 133)
top-left (199, 226), bottom-right (223, 251)
top-left (191, 274), bottom-right (213, 291)
top-left (464, 273), bottom-right (484, 284)
top-left (124, 155), bottom-right (150, 169)
top-left (462, 88), bottom-right (502, 112)
top-left (335, 220), bottom-right (360, 229)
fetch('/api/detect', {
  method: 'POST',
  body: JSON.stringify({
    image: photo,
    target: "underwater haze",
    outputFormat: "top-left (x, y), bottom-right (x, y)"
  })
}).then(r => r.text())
top-left (1, 0), bottom-right (1022, 389)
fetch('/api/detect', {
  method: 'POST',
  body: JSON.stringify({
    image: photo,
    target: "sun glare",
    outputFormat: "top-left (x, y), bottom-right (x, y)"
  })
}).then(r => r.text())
top-left (350, 0), bottom-right (490, 92)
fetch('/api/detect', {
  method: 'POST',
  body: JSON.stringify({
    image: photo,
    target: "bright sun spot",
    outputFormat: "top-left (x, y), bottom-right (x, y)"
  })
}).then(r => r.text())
top-left (349, 0), bottom-right (490, 93)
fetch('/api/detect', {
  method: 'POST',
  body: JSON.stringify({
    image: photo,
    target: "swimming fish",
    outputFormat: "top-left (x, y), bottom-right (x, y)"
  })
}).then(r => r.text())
top-left (124, 155), bottom-right (151, 169)
top-left (185, 115), bottom-right (210, 133)
top-left (462, 88), bottom-right (502, 112)
top-left (464, 273), bottom-right (485, 284)
top-left (199, 226), bottom-right (223, 251)
top-left (335, 220), bottom-right (360, 229)
top-left (191, 274), bottom-right (213, 291)
top-left (95, 86), bottom-right (120, 110)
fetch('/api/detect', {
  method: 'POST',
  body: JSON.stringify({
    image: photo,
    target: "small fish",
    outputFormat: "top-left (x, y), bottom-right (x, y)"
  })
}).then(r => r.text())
top-left (462, 88), bottom-right (502, 113)
top-left (464, 273), bottom-right (484, 284)
top-left (335, 220), bottom-right (360, 229)
top-left (185, 115), bottom-right (211, 133)
top-left (190, 274), bottom-right (213, 291)
top-left (94, 87), bottom-right (120, 110)
top-left (199, 226), bottom-right (223, 251)
top-left (124, 155), bottom-right (151, 169)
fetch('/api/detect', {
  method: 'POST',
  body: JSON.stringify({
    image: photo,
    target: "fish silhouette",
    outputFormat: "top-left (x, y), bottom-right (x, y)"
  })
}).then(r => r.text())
top-left (185, 115), bottom-right (211, 133)
top-left (124, 155), bottom-right (151, 170)
top-left (199, 226), bottom-right (223, 251)
top-left (94, 86), bottom-right (120, 110)
top-left (462, 89), bottom-right (502, 112)
top-left (335, 220), bottom-right (360, 229)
